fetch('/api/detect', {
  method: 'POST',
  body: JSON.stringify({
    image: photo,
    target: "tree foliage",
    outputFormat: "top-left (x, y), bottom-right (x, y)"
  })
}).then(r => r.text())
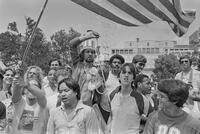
top-left (153, 54), bottom-right (181, 80)
top-left (0, 30), bottom-right (22, 66)
top-left (0, 18), bottom-right (81, 74)
top-left (50, 27), bottom-right (80, 64)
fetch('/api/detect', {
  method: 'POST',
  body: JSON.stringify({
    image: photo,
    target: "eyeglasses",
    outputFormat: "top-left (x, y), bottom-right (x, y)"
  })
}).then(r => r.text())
top-left (180, 60), bottom-right (189, 64)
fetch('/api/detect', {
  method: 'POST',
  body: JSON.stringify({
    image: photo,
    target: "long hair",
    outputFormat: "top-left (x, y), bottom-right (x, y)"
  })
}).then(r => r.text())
top-left (119, 63), bottom-right (136, 89)
top-left (3, 67), bottom-right (16, 96)
top-left (24, 66), bottom-right (44, 89)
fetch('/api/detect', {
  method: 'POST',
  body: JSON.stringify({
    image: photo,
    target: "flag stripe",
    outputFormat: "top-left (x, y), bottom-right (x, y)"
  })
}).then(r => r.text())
top-left (136, 0), bottom-right (174, 23)
top-left (124, 0), bottom-right (161, 21)
top-left (91, 0), bottom-right (144, 25)
top-left (159, 0), bottom-right (190, 27)
top-left (137, 0), bottom-right (187, 32)
top-left (71, 0), bottom-right (138, 26)
top-left (172, 0), bottom-right (195, 23)
top-left (71, 0), bottom-right (196, 37)
top-left (107, 0), bottom-right (152, 24)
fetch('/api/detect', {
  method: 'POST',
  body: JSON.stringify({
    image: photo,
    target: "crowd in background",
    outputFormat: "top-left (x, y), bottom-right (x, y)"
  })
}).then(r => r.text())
top-left (0, 30), bottom-right (200, 134)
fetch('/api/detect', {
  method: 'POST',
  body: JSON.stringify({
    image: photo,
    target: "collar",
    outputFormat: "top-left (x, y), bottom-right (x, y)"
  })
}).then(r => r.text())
top-left (60, 101), bottom-right (84, 112)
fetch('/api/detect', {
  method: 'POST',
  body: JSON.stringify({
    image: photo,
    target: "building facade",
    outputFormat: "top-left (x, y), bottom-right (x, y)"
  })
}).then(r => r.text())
top-left (110, 38), bottom-right (192, 70)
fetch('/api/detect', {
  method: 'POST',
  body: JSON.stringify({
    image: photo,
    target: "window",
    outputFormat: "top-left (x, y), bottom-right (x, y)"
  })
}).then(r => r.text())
top-left (142, 48), bottom-right (146, 53)
top-left (125, 50), bottom-right (128, 54)
top-left (112, 50), bottom-right (115, 54)
top-left (155, 48), bottom-right (159, 53)
top-left (129, 49), bottom-right (133, 54)
top-left (120, 49), bottom-right (124, 54)
top-left (151, 48), bottom-right (154, 53)
top-left (138, 48), bottom-right (141, 53)
top-left (147, 48), bottom-right (150, 53)
top-left (116, 49), bottom-right (119, 54)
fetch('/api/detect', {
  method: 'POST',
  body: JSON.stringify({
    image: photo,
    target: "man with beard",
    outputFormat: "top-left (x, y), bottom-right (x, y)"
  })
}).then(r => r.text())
top-left (132, 55), bottom-right (147, 75)
top-left (69, 30), bottom-right (101, 106)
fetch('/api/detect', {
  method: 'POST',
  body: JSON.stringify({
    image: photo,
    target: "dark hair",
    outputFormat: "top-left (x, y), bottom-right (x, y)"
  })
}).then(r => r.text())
top-left (55, 67), bottom-right (72, 81)
top-left (0, 73), bottom-right (3, 80)
top-left (134, 74), bottom-right (149, 88)
top-left (118, 63), bottom-right (136, 89)
top-left (2, 68), bottom-right (16, 96)
top-left (0, 101), bottom-right (6, 119)
top-left (132, 55), bottom-right (147, 64)
top-left (58, 78), bottom-right (80, 100)
top-left (79, 49), bottom-right (96, 62)
top-left (3, 68), bottom-right (16, 76)
top-left (48, 59), bottom-right (62, 67)
top-left (157, 79), bottom-right (189, 107)
top-left (79, 50), bottom-right (85, 62)
top-left (109, 54), bottom-right (125, 65)
top-left (179, 55), bottom-right (192, 65)
top-left (120, 63), bottom-right (136, 79)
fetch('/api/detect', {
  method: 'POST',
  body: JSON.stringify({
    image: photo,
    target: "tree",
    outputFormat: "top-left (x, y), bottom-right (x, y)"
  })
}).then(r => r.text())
top-left (50, 27), bottom-right (81, 65)
top-left (22, 17), bottom-right (53, 72)
top-left (7, 22), bottom-right (19, 33)
top-left (153, 54), bottom-right (181, 80)
top-left (0, 18), bottom-right (81, 74)
top-left (0, 18), bottom-right (53, 73)
top-left (0, 22), bottom-right (22, 66)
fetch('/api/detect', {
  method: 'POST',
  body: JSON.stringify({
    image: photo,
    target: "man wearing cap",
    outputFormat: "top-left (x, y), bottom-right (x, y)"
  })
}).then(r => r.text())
top-left (69, 30), bottom-right (103, 106)
top-left (132, 55), bottom-right (147, 75)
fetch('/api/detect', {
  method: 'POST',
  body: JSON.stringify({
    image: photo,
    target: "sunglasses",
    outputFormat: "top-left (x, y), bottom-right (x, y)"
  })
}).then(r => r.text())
top-left (180, 60), bottom-right (189, 64)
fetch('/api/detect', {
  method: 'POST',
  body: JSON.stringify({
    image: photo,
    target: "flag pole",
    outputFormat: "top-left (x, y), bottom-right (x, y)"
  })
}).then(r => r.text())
top-left (21, 0), bottom-right (49, 68)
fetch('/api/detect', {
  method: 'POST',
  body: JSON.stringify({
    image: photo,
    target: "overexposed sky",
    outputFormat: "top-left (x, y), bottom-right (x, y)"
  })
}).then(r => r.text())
top-left (0, 0), bottom-right (200, 46)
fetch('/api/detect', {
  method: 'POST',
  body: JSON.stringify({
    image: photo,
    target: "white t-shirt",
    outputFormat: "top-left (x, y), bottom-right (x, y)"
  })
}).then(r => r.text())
top-left (105, 71), bottom-right (120, 95)
top-left (175, 69), bottom-right (200, 92)
top-left (12, 97), bottom-right (47, 134)
top-left (42, 77), bottom-right (49, 87)
top-left (43, 84), bottom-right (57, 98)
top-left (47, 93), bottom-right (60, 114)
top-left (110, 92), bottom-right (149, 134)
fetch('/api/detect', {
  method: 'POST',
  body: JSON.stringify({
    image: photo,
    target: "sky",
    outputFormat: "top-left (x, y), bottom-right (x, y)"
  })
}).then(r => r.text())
top-left (0, 0), bottom-right (200, 47)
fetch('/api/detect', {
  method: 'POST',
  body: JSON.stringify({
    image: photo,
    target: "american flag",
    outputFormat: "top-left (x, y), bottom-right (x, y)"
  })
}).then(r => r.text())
top-left (71, 0), bottom-right (196, 37)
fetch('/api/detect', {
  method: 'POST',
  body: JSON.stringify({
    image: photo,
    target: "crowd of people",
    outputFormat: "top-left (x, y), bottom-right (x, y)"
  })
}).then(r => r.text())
top-left (0, 30), bottom-right (200, 134)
